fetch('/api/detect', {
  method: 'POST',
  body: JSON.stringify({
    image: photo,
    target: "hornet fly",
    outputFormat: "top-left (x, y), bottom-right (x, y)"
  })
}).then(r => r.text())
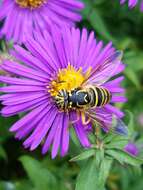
top-left (54, 51), bottom-right (128, 136)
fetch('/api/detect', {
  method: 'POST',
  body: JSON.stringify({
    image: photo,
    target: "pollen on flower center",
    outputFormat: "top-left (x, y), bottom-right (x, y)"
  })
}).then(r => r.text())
top-left (15, 0), bottom-right (46, 8)
top-left (48, 65), bottom-right (91, 97)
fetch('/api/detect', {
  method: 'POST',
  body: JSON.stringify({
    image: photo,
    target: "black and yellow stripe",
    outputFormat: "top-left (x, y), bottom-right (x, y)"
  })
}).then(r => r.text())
top-left (55, 86), bottom-right (111, 111)
top-left (90, 87), bottom-right (111, 107)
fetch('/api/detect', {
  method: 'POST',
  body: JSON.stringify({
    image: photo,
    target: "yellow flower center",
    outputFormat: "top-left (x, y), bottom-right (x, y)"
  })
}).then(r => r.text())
top-left (15, 0), bottom-right (46, 8)
top-left (48, 65), bottom-right (91, 97)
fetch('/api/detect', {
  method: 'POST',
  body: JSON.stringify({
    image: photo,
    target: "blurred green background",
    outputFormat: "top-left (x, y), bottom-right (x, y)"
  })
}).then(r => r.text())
top-left (0, 0), bottom-right (143, 190)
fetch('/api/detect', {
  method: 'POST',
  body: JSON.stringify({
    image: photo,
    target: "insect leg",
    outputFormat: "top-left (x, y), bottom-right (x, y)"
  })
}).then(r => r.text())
top-left (81, 111), bottom-right (91, 125)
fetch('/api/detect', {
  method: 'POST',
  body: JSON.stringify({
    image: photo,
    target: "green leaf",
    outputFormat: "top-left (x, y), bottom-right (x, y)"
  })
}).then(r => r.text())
top-left (106, 149), bottom-right (143, 166)
top-left (124, 51), bottom-right (143, 72)
top-left (88, 9), bottom-right (115, 42)
top-left (103, 132), bottom-right (117, 144)
top-left (98, 158), bottom-right (113, 187)
top-left (82, 0), bottom-right (115, 42)
top-left (125, 110), bottom-right (134, 138)
top-left (75, 155), bottom-right (112, 190)
top-left (0, 181), bottom-right (15, 190)
top-left (105, 136), bottom-right (128, 150)
top-left (70, 149), bottom-right (95, 162)
top-left (124, 68), bottom-right (140, 89)
top-left (103, 131), bottom-right (128, 150)
top-left (0, 146), bottom-right (7, 161)
top-left (75, 157), bottom-right (100, 190)
top-left (70, 127), bottom-right (81, 148)
top-left (19, 156), bottom-right (57, 190)
top-left (15, 180), bottom-right (33, 190)
top-left (0, 180), bottom-right (33, 190)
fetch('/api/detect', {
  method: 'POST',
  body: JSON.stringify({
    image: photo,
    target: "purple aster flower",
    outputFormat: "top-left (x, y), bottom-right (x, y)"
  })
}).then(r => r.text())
top-left (0, 0), bottom-right (84, 43)
top-left (124, 143), bottom-right (139, 156)
top-left (0, 26), bottom-right (126, 158)
top-left (120, 0), bottom-right (143, 11)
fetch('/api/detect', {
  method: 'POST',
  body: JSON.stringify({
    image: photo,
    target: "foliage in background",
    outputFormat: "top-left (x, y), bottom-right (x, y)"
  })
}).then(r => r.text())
top-left (0, 0), bottom-right (143, 190)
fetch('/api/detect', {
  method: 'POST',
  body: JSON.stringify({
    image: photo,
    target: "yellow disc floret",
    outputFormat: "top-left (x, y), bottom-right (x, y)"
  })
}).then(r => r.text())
top-left (48, 64), bottom-right (91, 97)
top-left (15, 0), bottom-right (46, 8)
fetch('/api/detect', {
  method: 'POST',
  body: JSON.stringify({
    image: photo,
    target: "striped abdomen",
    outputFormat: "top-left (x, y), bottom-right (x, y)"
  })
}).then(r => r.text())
top-left (89, 86), bottom-right (111, 108)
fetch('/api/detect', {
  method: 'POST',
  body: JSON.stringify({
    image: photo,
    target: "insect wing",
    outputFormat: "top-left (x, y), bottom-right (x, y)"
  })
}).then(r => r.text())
top-left (111, 115), bottom-right (128, 136)
top-left (85, 110), bottom-right (101, 126)
top-left (85, 51), bottom-right (123, 86)
top-left (85, 109), bottom-right (128, 136)
top-left (85, 108), bottom-right (112, 131)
